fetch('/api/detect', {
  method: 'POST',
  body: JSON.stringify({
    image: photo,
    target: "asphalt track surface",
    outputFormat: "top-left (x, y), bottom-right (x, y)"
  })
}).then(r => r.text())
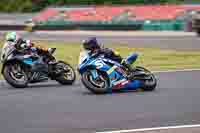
top-left (1, 31), bottom-right (200, 50)
top-left (19, 32), bottom-right (200, 50)
top-left (0, 30), bottom-right (199, 132)
top-left (0, 14), bottom-right (199, 132)
top-left (0, 70), bottom-right (200, 133)
top-left (0, 13), bottom-right (33, 25)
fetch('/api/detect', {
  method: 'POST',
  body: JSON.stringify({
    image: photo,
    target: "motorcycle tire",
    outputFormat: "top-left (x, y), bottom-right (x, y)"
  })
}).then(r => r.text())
top-left (3, 63), bottom-right (28, 88)
top-left (55, 61), bottom-right (76, 85)
top-left (133, 66), bottom-right (157, 91)
top-left (81, 70), bottom-right (110, 94)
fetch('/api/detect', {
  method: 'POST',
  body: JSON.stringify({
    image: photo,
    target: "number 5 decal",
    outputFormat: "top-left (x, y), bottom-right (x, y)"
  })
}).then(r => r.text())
top-left (95, 60), bottom-right (104, 69)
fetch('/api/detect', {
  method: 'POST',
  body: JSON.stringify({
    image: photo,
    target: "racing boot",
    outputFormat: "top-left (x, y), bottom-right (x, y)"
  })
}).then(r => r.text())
top-left (48, 48), bottom-right (56, 55)
top-left (122, 62), bottom-right (136, 80)
top-left (121, 53), bottom-right (138, 80)
top-left (121, 60), bottom-right (134, 80)
top-left (47, 48), bottom-right (57, 64)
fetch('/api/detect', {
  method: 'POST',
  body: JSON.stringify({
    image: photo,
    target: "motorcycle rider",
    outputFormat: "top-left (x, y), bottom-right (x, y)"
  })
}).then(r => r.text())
top-left (82, 37), bottom-right (138, 79)
top-left (5, 31), bottom-right (55, 63)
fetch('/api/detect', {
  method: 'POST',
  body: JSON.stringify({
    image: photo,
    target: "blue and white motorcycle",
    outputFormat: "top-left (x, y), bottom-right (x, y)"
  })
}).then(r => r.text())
top-left (78, 50), bottom-right (157, 94)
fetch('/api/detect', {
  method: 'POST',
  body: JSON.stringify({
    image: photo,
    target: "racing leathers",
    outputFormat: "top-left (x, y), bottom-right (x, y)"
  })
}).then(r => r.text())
top-left (12, 38), bottom-right (55, 64)
top-left (94, 48), bottom-right (123, 63)
top-left (90, 48), bottom-right (137, 79)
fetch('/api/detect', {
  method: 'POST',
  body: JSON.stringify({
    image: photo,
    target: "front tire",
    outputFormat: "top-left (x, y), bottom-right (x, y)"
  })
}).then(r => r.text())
top-left (3, 63), bottom-right (28, 88)
top-left (81, 70), bottom-right (110, 94)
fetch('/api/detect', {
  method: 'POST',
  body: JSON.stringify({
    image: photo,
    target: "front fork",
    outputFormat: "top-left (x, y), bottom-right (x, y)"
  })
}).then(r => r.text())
top-left (90, 69), bottom-right (113, 92)
top-left (90, 70), bottom-right (99, 79)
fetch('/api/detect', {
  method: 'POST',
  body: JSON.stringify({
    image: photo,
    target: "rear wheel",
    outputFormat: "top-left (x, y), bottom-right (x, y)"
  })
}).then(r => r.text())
top-left (81, 70), bottom-right (110, 94)
top-left (55, 61), bottom-right (76, 85)
top-left (133, 66), bottom-right (157, 91)
top-left (3, 62), bottom-right (28, 88)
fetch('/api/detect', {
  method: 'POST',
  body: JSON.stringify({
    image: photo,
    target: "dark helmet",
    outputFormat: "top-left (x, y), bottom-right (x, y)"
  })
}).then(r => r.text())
top-left (82, 37), bottom-right (101, 51)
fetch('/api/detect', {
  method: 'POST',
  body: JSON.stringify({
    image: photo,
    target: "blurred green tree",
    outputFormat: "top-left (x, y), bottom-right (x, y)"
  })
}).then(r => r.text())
top-left (0, 0), bottom-right (198, 12)
top-left (0, 0), bottom-right (33, 12)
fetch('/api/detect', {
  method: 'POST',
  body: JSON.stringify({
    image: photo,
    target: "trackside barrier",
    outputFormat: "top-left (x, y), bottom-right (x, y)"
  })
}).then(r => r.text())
top-left (142, 20), bottom-right (186, 31)
top-left (0, 20), bottom-right (185, 31)
top-left (33, 21), bottom-right (143, 31)
top-left (0, 25), bottom-right (26, 30)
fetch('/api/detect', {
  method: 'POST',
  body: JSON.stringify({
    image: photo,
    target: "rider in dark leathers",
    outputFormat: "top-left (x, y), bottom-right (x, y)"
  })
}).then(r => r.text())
top-left (5, 32), bottom-right (55, 63)
top-left (82, 37), bottom-right (137, 79)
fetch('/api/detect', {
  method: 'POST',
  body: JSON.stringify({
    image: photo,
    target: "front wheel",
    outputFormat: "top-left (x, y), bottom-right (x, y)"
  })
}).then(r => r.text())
top-left (55, 61), bottom-right (76, 85)
top-left (133, 66), bottom-right (157, 91)
top-left (3, 62), bottom-right (28, 88)
top-left (81, 70), bottom-right (110, 94)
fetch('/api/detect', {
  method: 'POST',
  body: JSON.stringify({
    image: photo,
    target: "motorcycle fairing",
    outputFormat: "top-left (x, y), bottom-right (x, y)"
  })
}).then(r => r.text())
top-left (78, 52), bottom-right (143, 91)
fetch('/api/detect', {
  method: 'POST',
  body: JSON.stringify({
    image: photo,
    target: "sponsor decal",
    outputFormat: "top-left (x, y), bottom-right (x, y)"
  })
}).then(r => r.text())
top-left (107, 66), bottom-right (118, 74)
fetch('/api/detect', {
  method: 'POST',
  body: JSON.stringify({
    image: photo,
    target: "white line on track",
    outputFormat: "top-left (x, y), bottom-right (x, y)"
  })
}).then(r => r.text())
top-left (95, 70), bottom-right (200, 133)
top-left (96, 124), bottom-right (200, 133)
top-left (152, 69), bottom-right (200, 73)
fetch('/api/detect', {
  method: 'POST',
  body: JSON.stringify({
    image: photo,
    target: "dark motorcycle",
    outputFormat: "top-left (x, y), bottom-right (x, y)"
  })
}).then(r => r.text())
top-left (0, 42), bottom-right (76, 88)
